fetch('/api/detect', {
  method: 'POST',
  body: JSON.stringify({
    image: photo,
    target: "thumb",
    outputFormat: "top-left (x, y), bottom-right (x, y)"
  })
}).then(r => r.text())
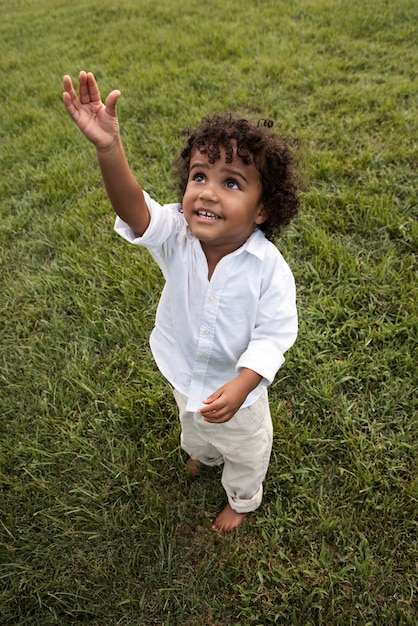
top-left (105, 90), bottom-right (121, 116)
top-left (202, 397), bottom-right (215, 405)
top-left (202, 389), bottom-right (223, 404)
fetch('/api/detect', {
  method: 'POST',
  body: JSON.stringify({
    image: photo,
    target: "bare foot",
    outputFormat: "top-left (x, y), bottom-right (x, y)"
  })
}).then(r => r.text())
top-left (186, 458), bottom-right (201, 478)
top-left (212, 503), bottom-right (248, 532)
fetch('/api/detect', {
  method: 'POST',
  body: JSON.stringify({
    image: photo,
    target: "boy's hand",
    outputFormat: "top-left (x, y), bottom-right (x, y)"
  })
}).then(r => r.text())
top-left (63, 71), bottom-right (121, 150)
top-left (199, 369), bottom-right (262, 423)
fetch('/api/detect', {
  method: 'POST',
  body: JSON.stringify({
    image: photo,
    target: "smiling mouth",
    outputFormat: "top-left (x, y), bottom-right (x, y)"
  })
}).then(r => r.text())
top-left (196, 210), bottom-right (221, 221)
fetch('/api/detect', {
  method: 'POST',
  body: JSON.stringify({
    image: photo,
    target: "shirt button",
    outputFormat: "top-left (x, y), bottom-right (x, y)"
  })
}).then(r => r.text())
top-left (203, 330), bottom-right (211, 335)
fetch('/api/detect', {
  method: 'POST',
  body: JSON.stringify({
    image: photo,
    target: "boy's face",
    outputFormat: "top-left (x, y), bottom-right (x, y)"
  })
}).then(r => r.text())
top-left (182, 144), bottom-right (266, 256)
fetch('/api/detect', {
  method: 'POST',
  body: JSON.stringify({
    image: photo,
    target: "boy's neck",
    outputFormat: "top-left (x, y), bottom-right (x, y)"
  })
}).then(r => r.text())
top-left (200, 233), bottom-right (253, 280)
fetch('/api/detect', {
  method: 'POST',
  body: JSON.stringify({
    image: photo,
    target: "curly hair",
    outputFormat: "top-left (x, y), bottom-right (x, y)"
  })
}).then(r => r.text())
top-left (173, 113), bottom-right (300, 240)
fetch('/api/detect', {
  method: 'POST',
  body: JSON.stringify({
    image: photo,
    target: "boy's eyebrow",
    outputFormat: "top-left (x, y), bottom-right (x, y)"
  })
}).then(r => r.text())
top-left (189, 161), bottom-right (250, 184)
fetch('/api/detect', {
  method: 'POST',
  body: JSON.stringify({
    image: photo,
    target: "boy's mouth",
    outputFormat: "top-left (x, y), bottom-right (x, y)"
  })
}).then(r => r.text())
top-left (197, 210), bottom-right (221, 221)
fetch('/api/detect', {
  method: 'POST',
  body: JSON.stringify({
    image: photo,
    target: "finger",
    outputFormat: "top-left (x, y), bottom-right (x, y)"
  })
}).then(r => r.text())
top-left (62, 74), bottom-right (74, 94)
top-left (200, 403), bottom-right (229, 422)
top-left (77, 70), bottom-right (100, 105)
top-left (199, 400), bottom-right (224, 415)
top-left (62, 75), bottom-right (78, 107)
top-left (86, 71), bottom-right (102, 103)
top-left (77, 70), bottom-right (89, 104)
top-left (202, 388), bottom-right (224, 405)
top-left (199, 401), bottom-right (215, 413)
top-left (204, 411), bottom-right (231, 424)
top-left (62, 80), bottom-right (80, 119)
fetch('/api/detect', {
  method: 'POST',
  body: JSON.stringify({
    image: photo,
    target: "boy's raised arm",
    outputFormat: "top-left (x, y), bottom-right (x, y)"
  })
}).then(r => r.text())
top-left (63, 71), bottom-right (150, 237)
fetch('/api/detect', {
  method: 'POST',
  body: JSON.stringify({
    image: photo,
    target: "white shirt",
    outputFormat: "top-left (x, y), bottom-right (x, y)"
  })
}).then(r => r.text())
top-left (115, 191), bottom-right (298, 412)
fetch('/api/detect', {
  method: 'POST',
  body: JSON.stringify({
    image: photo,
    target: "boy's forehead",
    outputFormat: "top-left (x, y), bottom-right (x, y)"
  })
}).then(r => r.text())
top-left (190, 141), bottom-right (253, 166)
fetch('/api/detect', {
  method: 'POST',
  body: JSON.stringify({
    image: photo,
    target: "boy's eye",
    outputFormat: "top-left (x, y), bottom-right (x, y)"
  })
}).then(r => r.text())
top-left (225, 179), bottom-right (240, 189)
top-left (193, 173), bottom-right (206, 183)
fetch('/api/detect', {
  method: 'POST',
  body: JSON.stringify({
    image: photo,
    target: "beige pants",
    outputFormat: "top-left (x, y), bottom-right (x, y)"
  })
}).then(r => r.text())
top-left (173, 388), bottom-right (273, 513)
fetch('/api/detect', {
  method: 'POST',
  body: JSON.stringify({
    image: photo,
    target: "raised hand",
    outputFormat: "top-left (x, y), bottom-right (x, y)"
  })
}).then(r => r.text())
top-left (62, 71), bottom-right (121, 150)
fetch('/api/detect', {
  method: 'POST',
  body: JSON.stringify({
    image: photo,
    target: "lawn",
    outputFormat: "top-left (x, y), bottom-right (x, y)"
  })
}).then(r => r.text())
top-left (0, 0), bottom-right (417, 624)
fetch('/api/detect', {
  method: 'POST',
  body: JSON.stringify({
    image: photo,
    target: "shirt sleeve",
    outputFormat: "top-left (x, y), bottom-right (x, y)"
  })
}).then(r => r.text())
top-left (114, 191), bottom-right (181, 248)
top-left (236, 265), bottom-right (298, 384)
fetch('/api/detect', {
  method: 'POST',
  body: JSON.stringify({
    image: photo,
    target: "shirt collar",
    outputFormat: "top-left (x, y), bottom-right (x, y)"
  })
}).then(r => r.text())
top-left (186, 222), bottom-right (267, 260)
top-left (234, 228), bottom-right (267, 261)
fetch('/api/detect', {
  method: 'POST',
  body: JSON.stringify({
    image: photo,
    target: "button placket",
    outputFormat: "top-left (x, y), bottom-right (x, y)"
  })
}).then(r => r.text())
top-left (187, 257), bottom-right (237, 410)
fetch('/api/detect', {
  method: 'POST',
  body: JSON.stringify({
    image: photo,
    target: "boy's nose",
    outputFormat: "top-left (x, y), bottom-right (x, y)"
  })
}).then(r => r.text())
top-left (199, 184), bottom-right (218, 202)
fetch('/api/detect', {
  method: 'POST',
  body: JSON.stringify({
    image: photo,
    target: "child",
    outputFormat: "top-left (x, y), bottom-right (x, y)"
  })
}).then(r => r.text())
top-left (63, 71), bottom-right (300, 532)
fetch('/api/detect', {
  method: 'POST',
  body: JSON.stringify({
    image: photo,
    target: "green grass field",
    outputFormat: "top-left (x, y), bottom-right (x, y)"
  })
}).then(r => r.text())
top-left (1, 0), bottom-right (417, 624)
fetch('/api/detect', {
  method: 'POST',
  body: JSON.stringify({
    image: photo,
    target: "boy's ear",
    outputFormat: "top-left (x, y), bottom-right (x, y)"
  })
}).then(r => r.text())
top-left (255, 204), bottom-right (268, 225)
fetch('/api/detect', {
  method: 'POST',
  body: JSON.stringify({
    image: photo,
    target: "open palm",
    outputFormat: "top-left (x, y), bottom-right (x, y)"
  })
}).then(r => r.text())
top-left (63, 71), bottom-right (121, 150)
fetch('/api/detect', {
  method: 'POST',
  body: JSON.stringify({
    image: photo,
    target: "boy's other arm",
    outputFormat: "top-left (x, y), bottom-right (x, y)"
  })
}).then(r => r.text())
top-left (198, 368), bottom-right (263, 424)
top-left (63, 71), bottom-right (149, 237)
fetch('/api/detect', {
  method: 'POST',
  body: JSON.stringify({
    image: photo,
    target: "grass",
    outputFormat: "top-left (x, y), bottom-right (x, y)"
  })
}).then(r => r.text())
top-left (0, 0), bottom-right (417, 624)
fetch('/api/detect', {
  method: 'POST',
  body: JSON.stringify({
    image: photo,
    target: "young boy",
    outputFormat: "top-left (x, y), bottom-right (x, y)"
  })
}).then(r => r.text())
top-left (63, 71), bottom-right (300, 532)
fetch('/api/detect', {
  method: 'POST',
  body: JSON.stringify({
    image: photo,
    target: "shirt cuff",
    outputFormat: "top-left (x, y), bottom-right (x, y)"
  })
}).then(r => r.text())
top-left (236, 342), bottom-right (287, 384)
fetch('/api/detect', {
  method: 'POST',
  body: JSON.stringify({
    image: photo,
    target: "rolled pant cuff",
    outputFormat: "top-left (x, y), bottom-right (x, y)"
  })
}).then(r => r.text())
top-left (227, 486), bottom-right (263, 514)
